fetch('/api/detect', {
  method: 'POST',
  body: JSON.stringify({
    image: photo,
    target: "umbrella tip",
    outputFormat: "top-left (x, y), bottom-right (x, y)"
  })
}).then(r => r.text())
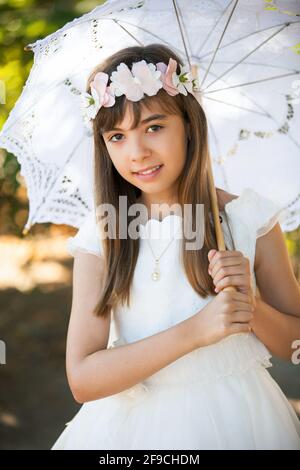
top-left (22, 226), bottom-right (30, 235)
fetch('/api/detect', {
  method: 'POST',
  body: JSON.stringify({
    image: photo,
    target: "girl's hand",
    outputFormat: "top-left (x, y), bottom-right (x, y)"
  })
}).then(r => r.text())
top-left (208, 249), bottom-right (256, 306)
top-left (193, 290), bottom-right (253, 347)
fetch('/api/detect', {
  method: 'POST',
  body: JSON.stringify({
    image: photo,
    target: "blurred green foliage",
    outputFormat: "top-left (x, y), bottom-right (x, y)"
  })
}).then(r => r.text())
top-left (0, 0), bottom-right (299, 279)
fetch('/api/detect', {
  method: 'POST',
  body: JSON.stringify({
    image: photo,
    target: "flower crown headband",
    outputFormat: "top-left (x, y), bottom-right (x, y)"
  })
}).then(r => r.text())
top-left (82, 57), bottom-right (198, 120)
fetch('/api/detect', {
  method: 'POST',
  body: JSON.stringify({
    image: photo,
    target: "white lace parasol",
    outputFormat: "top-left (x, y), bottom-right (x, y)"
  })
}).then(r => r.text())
top-left (0, 0), bottom-right (299, 232)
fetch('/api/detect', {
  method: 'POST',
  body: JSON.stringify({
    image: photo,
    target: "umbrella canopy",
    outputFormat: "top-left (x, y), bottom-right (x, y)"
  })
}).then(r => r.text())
top-left (0, 0), bottom-right (299, 232)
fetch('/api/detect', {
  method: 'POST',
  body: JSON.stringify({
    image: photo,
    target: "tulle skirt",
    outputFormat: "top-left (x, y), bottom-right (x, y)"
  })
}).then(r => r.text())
top-left (52, 334), bottom-right (300, 450)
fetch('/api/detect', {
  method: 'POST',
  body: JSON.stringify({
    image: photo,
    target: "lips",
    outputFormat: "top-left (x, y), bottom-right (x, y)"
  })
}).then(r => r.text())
top-left (134, 164), bottom-right (162, 174)
top-left (134, 164), bottom-right (163, 181)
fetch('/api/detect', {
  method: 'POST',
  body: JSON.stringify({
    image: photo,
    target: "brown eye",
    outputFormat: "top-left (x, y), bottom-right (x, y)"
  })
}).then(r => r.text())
top-left (109, 133), bottom-right (123, 142)
top-left (148, 125), bottom-right (163, 132)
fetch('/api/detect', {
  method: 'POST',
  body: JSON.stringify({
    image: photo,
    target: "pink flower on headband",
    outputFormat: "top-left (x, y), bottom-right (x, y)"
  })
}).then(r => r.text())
top-left (82, 72), bottom-right (115, 119)
top-left (156, 58), bottom-right (179, 96)
top-left (91, 72), bottom-right (115, 106)
top-left (157, 58), bottom-right (197, 96)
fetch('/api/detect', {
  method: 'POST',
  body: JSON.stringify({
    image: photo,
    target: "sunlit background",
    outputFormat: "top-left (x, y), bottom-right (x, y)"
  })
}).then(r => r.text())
top-left (0, 0), bottom-right (299, 449)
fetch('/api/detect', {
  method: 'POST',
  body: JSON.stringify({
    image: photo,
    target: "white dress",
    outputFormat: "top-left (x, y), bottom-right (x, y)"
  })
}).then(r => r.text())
top-left (52, 188), bottom-right (300, 450)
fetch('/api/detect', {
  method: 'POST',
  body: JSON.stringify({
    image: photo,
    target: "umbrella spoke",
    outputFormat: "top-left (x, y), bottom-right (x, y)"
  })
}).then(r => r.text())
top-left (171, 0), bottom-right (192, 69)
top-left (198, 20), bottom-right (300, 61)
top-left (198, 60), bottom-right (299, 73)
top-left (112, 19), bottom-right (144, 46)
top-left (203, 71), bottom-right (300, 94)
top-left (191, 55), bottom-right (272, 117)
top-left (113, 19), bottom-right (184, 55)
top-left (202, 96), bottom-right (269, 117)
top-left (203, 24), bottom-right (288, 91)
top-left (200, 0), bottom-right (240, 89)
top-left (195, 0), bottom-right (235, 57)
top-left (198, 59), bottom-right (300, 148)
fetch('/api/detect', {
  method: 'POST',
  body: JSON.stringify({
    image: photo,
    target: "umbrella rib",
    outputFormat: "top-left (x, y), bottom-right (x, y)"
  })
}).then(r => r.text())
top-left (171, 0), bottom-right (192, 70)
top-left (195, 0), bottom-right (235, 57)
top-left (112, 19), bottom-right (144, 46)
top-left (195, 58), bottom-right (300, 148)
top-left (199, 59), bottom-right (298, 73)
top-left (113, 19), bottom-right (182, 53)
top-left (190, 54), bottom-right (270, 116)
top-left (202, 96), bottom-right (269, 117)
top-left (202, 71), bottom-right (300, 94)
top-left (198, 20), bottom-right (300, 61)
top-left (200, 0), bottom-right (240, 89)
top-left (203, 23), bottom-right (288, 91)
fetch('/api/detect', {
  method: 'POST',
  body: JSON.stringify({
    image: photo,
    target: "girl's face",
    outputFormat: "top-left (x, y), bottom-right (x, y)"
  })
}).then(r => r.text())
top-left (102, 101), bottom-right (189, 208)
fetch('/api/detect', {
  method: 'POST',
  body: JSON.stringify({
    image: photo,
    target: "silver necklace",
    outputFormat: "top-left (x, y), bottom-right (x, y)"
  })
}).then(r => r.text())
top-left (144, 210), bottom-right (234, 281)
top-left (145, 223), bottom-right (182, 281)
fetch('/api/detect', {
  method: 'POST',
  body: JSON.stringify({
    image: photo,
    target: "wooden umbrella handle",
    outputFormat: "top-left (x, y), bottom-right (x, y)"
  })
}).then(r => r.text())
top-left (191, 64), bottom-right (236, 293)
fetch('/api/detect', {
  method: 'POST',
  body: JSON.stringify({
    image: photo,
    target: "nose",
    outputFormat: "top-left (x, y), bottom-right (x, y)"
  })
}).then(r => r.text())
top-left (129, 134), bottom-right (152, 164)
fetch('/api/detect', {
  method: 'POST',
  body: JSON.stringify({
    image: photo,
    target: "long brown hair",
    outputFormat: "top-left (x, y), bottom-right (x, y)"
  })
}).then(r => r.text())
top-left (87, 43), bottom-right (222, 318)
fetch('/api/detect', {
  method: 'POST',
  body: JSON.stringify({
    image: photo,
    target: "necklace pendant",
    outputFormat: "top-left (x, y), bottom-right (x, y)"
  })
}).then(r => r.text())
top-left (151, 260), bottom-right (160, 281)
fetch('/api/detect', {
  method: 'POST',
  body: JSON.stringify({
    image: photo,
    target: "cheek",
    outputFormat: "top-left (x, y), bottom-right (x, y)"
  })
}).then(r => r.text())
top-left (106, 152), bottom-right (123, 175)
top-left (164, 134), bottom-right (187, 169)
top-left (110, 155), bottom-right (133, 181)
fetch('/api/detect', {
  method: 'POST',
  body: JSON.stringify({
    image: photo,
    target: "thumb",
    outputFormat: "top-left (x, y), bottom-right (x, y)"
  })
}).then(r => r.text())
top-left (208, 249), bottom-right (217, 260)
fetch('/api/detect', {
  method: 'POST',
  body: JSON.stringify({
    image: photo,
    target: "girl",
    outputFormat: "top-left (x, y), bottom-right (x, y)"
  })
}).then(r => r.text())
top-left (52, 44), bottom-right (300, 450)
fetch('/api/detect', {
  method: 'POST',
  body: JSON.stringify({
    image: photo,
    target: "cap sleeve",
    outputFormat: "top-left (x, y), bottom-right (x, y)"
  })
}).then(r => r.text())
top-left (224, 188), bottom-right (288, 292)
top-left (225, 187), bottom-right (287, 240)
top-left (66, 211), bottom-right (103, 258)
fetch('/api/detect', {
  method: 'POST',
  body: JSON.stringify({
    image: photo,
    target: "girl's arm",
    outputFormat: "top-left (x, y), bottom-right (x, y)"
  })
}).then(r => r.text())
top-left (251, 222), bottom-right (300, 361)
top-left (67, 252), bottom-right (252, 404)
top-left (66, 252), bottom-right (201, 404)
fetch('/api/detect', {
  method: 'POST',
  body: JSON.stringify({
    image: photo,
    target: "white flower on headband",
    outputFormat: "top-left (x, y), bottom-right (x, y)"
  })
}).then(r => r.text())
top-left (132, 60), bottom-right (163, 96)
top-left (173, 64), bottom-right (195, 96)
top-left (81, 72), bottom-right (115, 119)
top-left (81, 88), bottom-right (100, 120)
top-left (110, 60), bottom-right (162, 101)
top-left (109, 62), bottom-right (143, 101)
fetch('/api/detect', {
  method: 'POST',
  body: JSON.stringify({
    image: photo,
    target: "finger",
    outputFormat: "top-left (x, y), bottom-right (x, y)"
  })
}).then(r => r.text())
top-left (228, 323), bottom-right (252, 335)
top-left (209, 250), bottom-right (244, 275)
top-left (212, 266), bottom-right (246, 286)
top-left (215, 274), bottom-right (251, 292)
top-left (209, 257), bottom-right (243, 278)
top-left (231, 291), bottom-right (253, 303)
top-left (207, 249), bottom-right (217, 263)
top-left (230, 311), bottom-right (254, 323)
top-left (232, 301), bottom-right (254, 313)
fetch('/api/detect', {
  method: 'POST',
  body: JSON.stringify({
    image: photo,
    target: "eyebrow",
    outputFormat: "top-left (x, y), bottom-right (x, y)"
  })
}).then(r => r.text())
top-left (107, 114), bottom-right (168, 132)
